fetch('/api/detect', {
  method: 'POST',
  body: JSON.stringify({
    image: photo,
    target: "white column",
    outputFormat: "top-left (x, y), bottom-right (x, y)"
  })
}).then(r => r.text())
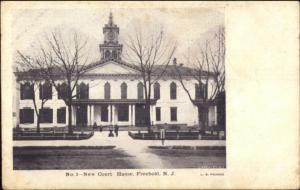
top-left (108, 105), bottom-right (111, 125)
top-left (132, 104), bottom-right (135, 126)
top-left (150, 105), bottom-right (154, 126)
top-left (112, 105), bottom-right (115, 125)
top-left (91, 105), bottom-right (94, 125)
top-left (214, 105), bottom-right (217, 125)
top-left (115, 105), bottom-right (118, 125)
top-left (128, 105), bottom-right (132, 126)
top-left (72, 106), bottom-right (76, 125)
top-left (86, 105), bottom-right (90, 126)
top-left (53, 108), bottom-right (57, 126)
top-left (65, 106), bottom-right (68, 126)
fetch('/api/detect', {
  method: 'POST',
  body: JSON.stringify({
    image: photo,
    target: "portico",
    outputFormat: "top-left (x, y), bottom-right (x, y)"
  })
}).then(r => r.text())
top-left (72, 99), bottom-right (157, 127)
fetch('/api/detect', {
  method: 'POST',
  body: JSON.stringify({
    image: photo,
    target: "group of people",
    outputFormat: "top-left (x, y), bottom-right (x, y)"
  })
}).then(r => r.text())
top-left (93, 122), bottom-right (119, 137)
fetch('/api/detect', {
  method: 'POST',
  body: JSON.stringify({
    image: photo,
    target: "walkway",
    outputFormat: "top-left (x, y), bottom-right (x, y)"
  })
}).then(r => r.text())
top-left (14, 131), bottom-right (226, 168)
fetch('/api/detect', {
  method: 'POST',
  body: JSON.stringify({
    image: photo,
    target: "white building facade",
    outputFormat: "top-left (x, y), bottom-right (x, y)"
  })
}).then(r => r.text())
top-left (14, 13), bottom-right (217, 129)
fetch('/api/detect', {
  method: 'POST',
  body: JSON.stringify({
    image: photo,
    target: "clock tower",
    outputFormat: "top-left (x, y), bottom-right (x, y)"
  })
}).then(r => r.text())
top-left (99, 12), bottom-right (123, 61)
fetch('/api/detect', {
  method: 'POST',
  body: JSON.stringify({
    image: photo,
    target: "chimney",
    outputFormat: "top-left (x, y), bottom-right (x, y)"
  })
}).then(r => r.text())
top-left (173, 58), bottom-right (177, 65)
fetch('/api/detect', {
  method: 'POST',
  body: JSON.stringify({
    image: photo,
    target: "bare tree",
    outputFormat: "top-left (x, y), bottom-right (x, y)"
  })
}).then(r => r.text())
top-left (17, 29), bottom-right (91, 134)
top-left (15, 52), bottom-right (54, 133)
top-left (175, 26), bottom-right (225, 133)
top-left (123, 24), bottom-right (177, 132)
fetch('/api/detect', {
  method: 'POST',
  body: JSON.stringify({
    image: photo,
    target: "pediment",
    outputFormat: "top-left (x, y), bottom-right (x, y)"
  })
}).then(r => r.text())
top-left (85, 61), bottom-right (138, 75)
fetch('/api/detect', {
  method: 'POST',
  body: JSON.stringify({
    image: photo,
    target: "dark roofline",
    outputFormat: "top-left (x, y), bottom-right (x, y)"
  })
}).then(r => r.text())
top-left (15, 59), bottom-right (217, 80)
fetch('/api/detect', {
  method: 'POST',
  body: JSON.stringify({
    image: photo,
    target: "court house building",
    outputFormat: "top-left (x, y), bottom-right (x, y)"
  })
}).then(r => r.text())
top-left (14, 13), bottom-right (218, 129)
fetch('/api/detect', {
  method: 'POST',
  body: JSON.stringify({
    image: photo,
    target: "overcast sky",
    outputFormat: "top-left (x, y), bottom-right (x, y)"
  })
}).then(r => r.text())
top-left (12, 7), bottom-right (224, 66)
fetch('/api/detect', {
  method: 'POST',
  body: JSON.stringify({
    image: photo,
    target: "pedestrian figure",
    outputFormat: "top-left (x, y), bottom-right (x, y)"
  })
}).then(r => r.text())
top-left (114, 125), bottom-right (119, 137)
top-left (93, 122), bottom-right (97, 131)
top-left (99, 124), bottom-right (103, 132)
top-left (108, 126), bottom-right (114, 137)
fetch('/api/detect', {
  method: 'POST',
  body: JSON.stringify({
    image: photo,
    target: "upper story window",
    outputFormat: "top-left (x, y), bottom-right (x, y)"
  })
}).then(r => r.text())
top-left (137, 82), bottom-right (144, 99)
top-left (77, 82), bottom-right (89, 99)
top-left (121, 82), bottom-right (127, 99)
top-left (58, 82), bottom-right (68, 99)
top-left (104, 82), bottom-right (111, 99)
top-left (39, 81), bottom-right (52, 100)
top-left (170, 82), bottom-right (177, 100)
top-left (20, 82), bottom-right (34, 100)
top-left (154, 82), bottom-right (160, 99)
top-left (195, 83), bottom-right (207, 99)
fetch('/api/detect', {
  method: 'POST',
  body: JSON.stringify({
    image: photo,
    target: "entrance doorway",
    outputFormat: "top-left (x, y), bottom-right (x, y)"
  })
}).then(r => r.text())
top-left (135, 104), bottom-right (148, 127)
top-left (76, 105), bottom-right (87, 126)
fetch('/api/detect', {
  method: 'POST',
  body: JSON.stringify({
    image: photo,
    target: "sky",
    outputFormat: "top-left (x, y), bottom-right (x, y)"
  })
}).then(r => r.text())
top-left (12, 7), bottom-right (224, 66)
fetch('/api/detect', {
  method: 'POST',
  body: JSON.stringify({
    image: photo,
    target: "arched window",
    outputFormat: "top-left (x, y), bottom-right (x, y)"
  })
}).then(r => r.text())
top-left (58, 82), bottom-right (68, 99)
top-left (77, 82), bottom-right (89, 99)
top-left (20, 82), bottom-right (34, 100)
top-left (121, 82), bottom-right (127, 99)
top-left (170, 82), bottom-right (177, 100)
top-left (105, 50), bottom-right (111, 59)
top-left (39, 81), bottom-right (52, 100)
top-left (195, 82), bottom-right (207, 99)
top-left (137, 82), bottom-right (144, 99)
top-left (195, 84), bottom-right (201, 99)
top-left (154, 82), bottom-right (160, 99)
top-left (104, 82), bottom-right (111, 99)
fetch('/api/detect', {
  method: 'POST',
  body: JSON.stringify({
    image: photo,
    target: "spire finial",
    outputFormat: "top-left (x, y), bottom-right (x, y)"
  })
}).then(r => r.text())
top-left (109, 11), bottom-right (113, 25)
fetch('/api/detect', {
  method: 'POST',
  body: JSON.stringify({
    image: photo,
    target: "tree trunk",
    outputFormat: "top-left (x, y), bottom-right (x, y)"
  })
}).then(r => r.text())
top-left (68, 104), bottom-right (73, 134)
top-left (37, 114), bottom-right (40, 134)
top-left (197, 105), bottom-right (208, 135)
top-left (145, 103), bottom-right (151, 133)
top-left (197, 106), bottom-right (203, 134)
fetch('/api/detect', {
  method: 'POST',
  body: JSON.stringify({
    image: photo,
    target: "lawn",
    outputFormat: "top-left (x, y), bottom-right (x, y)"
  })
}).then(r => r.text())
top-left (13, 147), bottom-right (139, 170)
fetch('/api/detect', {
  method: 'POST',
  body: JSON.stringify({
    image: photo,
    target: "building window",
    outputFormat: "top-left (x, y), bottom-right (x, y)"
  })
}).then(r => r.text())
top-left (20, 82), bottom-right (34, 100)
top-left (105, 50), bottom-right (111, 59)
top-left (137, 82), bottom-right (144, 99)
top-left (156, 107), bottom-right (161, 121)
top-left (58, 82), bottom-right (68, 99)
top-left (154, 82), bottom-right (160, 99)
top-left (104, 82), bottom-right (111, 99)
top-left (170, 82), bottom-right (177, 100)
top-left (39, 108), bottom-right (53, 123)
top-left (77, 82), bottom-right (89, 99)
top-left (112, 50), bottom-right (118, 59)
top-left (118, 105), bottom-right (129, 121)
top-left (19, 108), bottom-right (34, 124)
top-left (170, 107), bottom-right (177, 121)
top-left (195, 83), bottom-right (207, 99)
top-left (39, 82), bottom-right (52, 100)
top-left (121, 82), bottom-right (127, 99)
top-left (101, 105), bottom-right (108, 122)
top-left (57, 107), bottom-right (66, 123)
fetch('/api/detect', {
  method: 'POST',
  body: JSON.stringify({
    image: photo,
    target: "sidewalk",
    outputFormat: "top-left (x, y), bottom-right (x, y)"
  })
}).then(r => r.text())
top-left (14, 131), bottom-right (226, 169)
top-left (13, 131), bottom-right (225, 147)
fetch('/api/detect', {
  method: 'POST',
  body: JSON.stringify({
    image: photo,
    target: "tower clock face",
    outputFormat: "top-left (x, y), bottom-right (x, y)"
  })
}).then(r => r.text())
top-left (108, 31), bottom-right (115, 41)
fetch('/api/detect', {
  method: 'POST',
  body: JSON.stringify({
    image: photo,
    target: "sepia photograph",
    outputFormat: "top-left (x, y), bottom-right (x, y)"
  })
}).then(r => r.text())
top-left (12, 7), bottom-right (226, 170)
top-left (2, 1), bottom-right (299, 189)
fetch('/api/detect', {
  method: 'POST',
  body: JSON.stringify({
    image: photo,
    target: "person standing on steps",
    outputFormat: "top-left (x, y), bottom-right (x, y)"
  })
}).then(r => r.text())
top-left (114, 125), bottom-right (119, 137)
